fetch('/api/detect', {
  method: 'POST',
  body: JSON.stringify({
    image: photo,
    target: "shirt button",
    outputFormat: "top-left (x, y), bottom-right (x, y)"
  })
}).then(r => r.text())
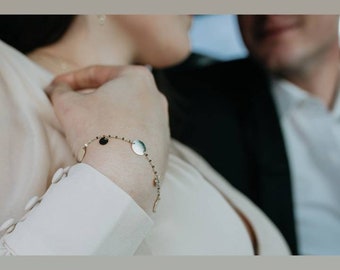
top-left (6, 224), bottom-right (16, 234)
top-left (20, 212), bottom-right (29, 222)
top-left (63, 166), bottom-right (71, 175)
top-left (0, 218), bottom-right (15, 233)
top-left (24, 196), bottom-right (41, 211)
top-left (52, 168), bottom-right (64, 184)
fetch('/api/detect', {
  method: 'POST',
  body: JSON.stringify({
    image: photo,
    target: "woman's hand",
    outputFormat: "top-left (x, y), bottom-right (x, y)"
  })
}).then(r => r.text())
top-left (46, 65), bottom-right (170, 213)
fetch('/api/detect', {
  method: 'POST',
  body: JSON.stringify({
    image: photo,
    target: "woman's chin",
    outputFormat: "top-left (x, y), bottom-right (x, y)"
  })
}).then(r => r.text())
top-left (151, 49), bottom-right (191, 69)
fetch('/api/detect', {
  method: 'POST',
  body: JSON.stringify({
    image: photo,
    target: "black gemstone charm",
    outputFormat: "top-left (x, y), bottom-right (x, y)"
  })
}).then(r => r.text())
top-left (99, 136), bottom-right (109, 145)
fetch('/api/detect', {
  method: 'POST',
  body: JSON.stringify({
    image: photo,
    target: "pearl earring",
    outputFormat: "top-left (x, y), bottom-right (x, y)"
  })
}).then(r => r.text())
top-left (97, 15), bottom-right (106, 26)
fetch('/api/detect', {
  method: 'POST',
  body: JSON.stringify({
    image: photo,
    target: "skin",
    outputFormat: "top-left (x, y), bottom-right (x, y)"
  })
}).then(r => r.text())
top-left (29, 15), bottom-right (192, 73)
top-left (110, 15), bottom-right (192, 67)
top-left (31, 15), bottom-right (258, 249)
top-left (48, 65), bottom-right (170, 213)
top-left (29, 15), bottom-right (192, 213)
top-left (238, 15), bottom-right (340, 108)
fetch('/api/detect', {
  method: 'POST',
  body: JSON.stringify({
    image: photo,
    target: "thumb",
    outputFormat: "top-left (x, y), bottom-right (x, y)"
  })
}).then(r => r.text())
top-left (52, 65), bottom-right (124, 91)
top-left (45, 82), bottom-right (74, 105)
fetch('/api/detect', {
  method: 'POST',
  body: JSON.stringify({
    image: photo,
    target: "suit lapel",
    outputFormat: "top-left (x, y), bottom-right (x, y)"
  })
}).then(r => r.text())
top-left (155, 57), bottom-right (298, 254)
top-left (245, 70), bottom-right (298, 254)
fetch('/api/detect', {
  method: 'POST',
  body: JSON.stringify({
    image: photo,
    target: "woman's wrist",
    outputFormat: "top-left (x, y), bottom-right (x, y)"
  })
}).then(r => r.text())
top-left (81, 136), bottom-right (160, 213)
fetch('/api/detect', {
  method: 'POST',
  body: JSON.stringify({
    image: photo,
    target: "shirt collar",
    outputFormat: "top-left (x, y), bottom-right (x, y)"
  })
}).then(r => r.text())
top-left (271, 78), bottom-right (312, 118)
top-left (331, 89), bottom-right (340, 120)
top-left (271, 77), bottom-right (340, 121)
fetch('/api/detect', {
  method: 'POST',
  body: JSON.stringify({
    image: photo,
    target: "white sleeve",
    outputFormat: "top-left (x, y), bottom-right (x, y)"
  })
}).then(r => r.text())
top-left (0, 163), bottom-right (153, 255)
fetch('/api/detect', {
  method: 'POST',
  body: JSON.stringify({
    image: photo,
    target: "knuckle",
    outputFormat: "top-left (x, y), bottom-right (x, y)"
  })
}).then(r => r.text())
top-left (159, 92), bottom-right (169, 109)
top-left (51, 89), bottom-right (72, 113)
top-left (130, 66), bottom-right (154, 82)
top-left (50, 85), bottom-right (64, 102)
top-left (89, 65), bottom-right (101, 73)
top-left (120, 66), bottom-right (158, 97)
top-left (88, 66), bottom-right (101, 84)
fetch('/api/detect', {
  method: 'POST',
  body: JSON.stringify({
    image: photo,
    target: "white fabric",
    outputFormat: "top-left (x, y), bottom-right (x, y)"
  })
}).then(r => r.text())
top-left (272, 79), bottom-right (340, 255)
top-left (169, 141), bottom-right (292, 255)
top-left (0, 39), bottom-right (289, 255)
top-left (2, 164), bottom-right (153, 255)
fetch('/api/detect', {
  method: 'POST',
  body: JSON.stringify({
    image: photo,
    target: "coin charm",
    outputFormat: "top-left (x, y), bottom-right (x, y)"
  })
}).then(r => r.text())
top-left (132, 140), bottom-right (146, 155)
top-left (99, 136), bottom-right (109, 145)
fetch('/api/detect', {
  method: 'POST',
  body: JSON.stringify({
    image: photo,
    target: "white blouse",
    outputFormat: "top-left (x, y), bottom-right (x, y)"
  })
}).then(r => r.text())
top-left (0, 40), bottom-right (289, 255)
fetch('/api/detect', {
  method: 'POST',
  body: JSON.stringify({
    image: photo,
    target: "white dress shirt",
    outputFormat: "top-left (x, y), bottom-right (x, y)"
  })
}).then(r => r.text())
top-left (272, 79), bottom-right (340, 255)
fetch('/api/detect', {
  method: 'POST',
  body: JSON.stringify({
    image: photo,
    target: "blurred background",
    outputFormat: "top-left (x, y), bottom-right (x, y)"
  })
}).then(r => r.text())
top-left (189, 15), bottom-right (247, 61)
top-left (189, 15), bottom-right (340, 61)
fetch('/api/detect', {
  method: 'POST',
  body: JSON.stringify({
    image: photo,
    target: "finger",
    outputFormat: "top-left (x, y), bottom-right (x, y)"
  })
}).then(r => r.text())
top-left (51, 65), bottom-right (124, 90)
top-left (45, 82), bottom-right (74, 105)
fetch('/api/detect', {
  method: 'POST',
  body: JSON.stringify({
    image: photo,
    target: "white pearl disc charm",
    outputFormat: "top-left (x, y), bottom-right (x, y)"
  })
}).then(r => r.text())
top-left (131, 140), bottom-right (146, 155)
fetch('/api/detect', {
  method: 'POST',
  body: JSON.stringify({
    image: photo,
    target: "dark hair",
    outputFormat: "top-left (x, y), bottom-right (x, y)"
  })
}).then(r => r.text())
top-left (0, 15), bottom-right (75, 54)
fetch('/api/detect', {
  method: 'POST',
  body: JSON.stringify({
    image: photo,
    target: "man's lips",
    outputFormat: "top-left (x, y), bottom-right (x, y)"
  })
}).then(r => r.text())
top-left (256, 19), bottom-right (299, 40)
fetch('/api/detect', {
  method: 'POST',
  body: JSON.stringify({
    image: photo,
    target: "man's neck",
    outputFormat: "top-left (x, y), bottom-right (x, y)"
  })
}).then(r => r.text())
top-left (280, 44), bottom-right (339, 110)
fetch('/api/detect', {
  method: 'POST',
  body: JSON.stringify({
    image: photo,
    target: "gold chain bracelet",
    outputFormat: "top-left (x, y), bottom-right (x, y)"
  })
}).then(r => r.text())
top-left (76, 135), bottom-right (161, 213)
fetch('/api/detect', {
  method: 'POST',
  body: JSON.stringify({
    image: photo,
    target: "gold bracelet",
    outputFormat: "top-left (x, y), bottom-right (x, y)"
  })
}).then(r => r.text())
top-left (76, 135), bottom-right (161, 213)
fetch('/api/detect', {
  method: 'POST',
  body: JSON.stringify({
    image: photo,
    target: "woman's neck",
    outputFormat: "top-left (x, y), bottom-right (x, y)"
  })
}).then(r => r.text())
top-left (27, 15), bottom-right (136, 76)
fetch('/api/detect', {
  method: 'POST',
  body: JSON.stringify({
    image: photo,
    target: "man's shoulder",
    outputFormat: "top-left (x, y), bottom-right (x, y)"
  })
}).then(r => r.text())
top-left (154, 54), bottom-right (269, 95)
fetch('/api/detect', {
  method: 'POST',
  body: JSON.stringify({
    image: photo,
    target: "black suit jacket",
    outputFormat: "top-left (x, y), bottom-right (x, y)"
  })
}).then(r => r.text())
top-left (154, 55), bottom-right (298, 254)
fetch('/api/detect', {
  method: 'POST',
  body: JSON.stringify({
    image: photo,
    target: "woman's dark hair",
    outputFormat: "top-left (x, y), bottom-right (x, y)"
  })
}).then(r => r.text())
top-left (0, 15), bottom-right (75, 54)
